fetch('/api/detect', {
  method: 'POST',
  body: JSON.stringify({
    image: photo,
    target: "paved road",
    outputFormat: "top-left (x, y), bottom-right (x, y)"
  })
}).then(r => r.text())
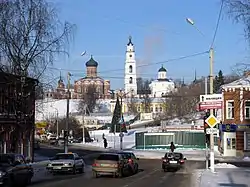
top-left (31, 159), bottom-right (204, 187)
top-left (33, 144), bottom-right (250, 186)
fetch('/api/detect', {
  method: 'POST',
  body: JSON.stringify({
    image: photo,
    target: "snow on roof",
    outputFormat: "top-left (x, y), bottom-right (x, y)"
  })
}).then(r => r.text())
top-left (221, 76), bottom-right (250, 89)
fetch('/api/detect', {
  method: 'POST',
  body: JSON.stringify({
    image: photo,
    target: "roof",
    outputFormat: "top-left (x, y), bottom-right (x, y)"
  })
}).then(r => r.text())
top-left (221, 76), bottom-right (250, 89)
top-left (86, 55), bottom-right (98, 67)
top-left (158, 65), bottom-right (167, 72)
top-left (127, 36), bottom-right (133, 46)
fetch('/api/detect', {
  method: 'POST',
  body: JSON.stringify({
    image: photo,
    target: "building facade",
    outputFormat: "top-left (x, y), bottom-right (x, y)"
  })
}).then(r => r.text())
top-left (45, 56), bottom-right (111, 99)
top-left (0, 72), bottom-right (37, 159)
top-left (109, 98), bottom-right (165, 115)
top-left (124, 36), bottom-right (137, 96)
top-left (221, 74), bottom-right (250, 156)
top-left (149, 65), bottom-right (175, 97)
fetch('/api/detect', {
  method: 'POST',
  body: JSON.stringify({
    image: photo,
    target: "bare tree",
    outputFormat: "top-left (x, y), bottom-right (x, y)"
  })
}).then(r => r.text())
top-left (162, 80), bottom-right (204, 123)
top-left (0, 0), bottom-right (74, 79)
top-left (127, 95), bottom-right (138, 115)
top-left (78, 85), bottom-right (98, 114)
top-left (224, 0), bottom-right (250, 42)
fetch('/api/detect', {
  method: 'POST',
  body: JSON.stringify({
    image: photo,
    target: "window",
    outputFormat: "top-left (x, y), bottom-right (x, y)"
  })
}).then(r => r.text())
top-left (54, 154), bottom-right (74, 160)
top-left (97, 154), bottom-right (119, 161)
top-left (129, 54), bottom-right (132, 58)
top-left (150, 107), bottom-right (153, 112)
top-left (155, 106), bottom-right (158, 112)
top-left (226, 101), bottom-right (234, 119)
top-left (129, 77), bottom-right (133, 84)
top-left (129, 65), bottom-right (133, 73)
top-left (137, 106), bottom-right (140, 112)
top-left (245, 101), bottom-right (250, 119)
top-left (160, 107), bottom-right (163, 112)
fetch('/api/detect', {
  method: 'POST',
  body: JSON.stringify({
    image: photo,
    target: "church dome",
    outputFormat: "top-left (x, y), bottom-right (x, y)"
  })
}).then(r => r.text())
top-left (86, 55), bottom-right (98, 67)
top-left (158, 65), bottom-right (167, 72)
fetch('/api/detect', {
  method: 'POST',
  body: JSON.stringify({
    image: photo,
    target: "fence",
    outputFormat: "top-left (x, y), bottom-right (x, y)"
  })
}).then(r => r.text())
top-left (135, 131), bottom-right (218, 149)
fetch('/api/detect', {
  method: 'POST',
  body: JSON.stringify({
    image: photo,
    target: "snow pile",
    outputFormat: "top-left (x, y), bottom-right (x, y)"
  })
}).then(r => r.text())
top-left (212, 163), bottom-right (238, 168)
top-left (243, 156), bottom-right (250, 161)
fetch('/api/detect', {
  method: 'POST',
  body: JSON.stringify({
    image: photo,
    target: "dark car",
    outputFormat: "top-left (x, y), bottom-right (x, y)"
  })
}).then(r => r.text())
top-left (0, 154), bottom-right (33, 186)
top-left (162, 152), bottom-right (186, 172)
top-left (117, 152), bottom-right (139, 174)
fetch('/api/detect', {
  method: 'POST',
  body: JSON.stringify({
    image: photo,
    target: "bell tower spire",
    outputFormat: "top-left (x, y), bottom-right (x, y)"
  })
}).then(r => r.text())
top-left (124, 36), bottom-right (137, 95)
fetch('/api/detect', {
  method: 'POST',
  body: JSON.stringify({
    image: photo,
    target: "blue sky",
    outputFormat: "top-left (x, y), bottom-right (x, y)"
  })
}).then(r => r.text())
top-left (51, 0), bottom-right (249, 89)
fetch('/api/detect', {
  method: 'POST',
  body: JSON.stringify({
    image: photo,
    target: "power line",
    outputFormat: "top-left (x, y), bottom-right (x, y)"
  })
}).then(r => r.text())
top-left (45, 50), bottom-right (209, 74)
top-left (210, 0), bottom-right (224, 48)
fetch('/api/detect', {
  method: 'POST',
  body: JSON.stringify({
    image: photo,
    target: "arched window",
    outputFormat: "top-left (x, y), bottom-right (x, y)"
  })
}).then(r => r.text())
top-left (129, 77), bottom-right (133, 84)
top-left (129, 65), bottom-right (133, 73)
top-left (155, 106), bottom-right (158, 112)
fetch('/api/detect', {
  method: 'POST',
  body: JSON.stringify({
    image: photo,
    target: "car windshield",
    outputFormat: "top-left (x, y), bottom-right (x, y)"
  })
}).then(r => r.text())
top-left (165, 153), bottom-right (183, 159)
top-left (97, 154), bottom-right (119, 161)
top-left (0, 155), bottom-right (14, 164)
top-left (119, 152), bottom-right (132, 159)
top-left (54, 154), bottom-right (74, 160)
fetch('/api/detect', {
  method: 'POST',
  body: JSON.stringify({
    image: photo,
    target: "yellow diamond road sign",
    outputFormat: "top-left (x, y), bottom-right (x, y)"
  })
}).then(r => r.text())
top-left (205, 114), bottom-right (219, 128)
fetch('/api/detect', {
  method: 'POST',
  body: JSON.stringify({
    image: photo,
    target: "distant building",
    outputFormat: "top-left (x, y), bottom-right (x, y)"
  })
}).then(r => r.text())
top-left (149, 65), bottom-right (175, 97)
top-left (109, 97), bottom-right (165, 116)
top-left (45, 56), bottom-right (111, 99)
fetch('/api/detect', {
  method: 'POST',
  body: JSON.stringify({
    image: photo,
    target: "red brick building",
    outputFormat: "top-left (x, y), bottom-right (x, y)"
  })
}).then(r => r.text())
top-left (0, 72), bottom-right (37, 160)
top-left (45, 56), bottom-right (111, 99)
top-left (221, 74), bottom-right (250, 156)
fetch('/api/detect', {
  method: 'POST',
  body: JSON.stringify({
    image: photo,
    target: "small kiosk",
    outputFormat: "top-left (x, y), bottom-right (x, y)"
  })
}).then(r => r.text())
top-left (219, 124), bottom-right (237, 157)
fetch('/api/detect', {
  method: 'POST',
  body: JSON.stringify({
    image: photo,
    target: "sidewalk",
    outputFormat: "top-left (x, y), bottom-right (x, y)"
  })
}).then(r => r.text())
top-left (199, 168), bottom-right (250, 187)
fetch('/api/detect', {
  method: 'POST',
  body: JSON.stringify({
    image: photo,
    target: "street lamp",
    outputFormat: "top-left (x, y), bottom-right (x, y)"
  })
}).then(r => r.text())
top-left (50, 105), bottom-right (59, 138)
top-left (186, 18), bottom-right (215, 172)
top-left (64, 52), bottom-right (87, 153)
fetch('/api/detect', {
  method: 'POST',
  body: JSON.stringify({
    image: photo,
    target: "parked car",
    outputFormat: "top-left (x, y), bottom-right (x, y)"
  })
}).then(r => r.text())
top-left (46, 153), bottom-right (85, 174)
top-left (162, 152), bottom-right (186, 172)
top-left (92, 153), bottom-right (132, 178)
top-left (0, 154), bottom-right (33, 186)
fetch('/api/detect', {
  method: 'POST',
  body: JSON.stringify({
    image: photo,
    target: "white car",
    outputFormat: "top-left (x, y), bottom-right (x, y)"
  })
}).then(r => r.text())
top-left (46, 153), bottom-right (85, 174)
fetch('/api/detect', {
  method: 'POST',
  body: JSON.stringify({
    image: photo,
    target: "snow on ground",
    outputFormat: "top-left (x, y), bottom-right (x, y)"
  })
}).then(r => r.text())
top-left (199, 167), bottom-right (250, 187)
top-left (243, 156), bottom-right (250, 161)
top-left (212, 163), bottom-right (238, 168)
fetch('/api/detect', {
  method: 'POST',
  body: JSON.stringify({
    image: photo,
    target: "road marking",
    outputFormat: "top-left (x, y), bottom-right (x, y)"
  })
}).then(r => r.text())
top-left (122, 168), bottom-right (159, 187)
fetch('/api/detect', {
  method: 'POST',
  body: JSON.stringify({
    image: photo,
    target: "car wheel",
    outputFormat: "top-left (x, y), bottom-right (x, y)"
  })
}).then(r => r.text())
top-left (79, 165), bottom-right (84, 173)
top-left (163, 168), bottom-right (168, 172)
top-left (134, 164), bottom-right (139, 173)
top-left (72, 165), bottom-right (77, 174)
top-left (92, 171), bottom-right (98, 178)
top-left (115, 171), bottom-right (122, 178)
top-left (26, 174), bottom-right (32, 185)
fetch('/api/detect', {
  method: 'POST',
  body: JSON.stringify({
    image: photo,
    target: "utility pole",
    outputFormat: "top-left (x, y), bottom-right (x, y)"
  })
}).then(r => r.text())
top-left (209, 47), bottom-right (215, 173)
top-left (120, 95), bottom-right (123, 150)
top-left (204, 77), bottom-right (209, 170)
top-left (56, 111), bottom-right (59, 138)
top-left (82, 106), bottom-right (85, 144)
top-left (64, 72), bottom-right (71, 153)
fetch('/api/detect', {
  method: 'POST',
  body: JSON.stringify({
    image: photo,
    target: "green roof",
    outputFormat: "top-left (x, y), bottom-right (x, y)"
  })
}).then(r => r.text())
top-left (86, 55), bottom-right (98, 67)
top-left (158, 65), bottom-right (166, 72)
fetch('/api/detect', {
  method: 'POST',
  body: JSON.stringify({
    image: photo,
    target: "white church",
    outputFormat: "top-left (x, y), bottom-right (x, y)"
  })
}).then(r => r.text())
top-left (124, 36), bottom-right (175, 98)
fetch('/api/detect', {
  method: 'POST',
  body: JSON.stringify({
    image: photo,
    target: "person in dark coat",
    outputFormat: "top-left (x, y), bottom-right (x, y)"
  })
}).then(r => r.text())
top-left (103, 138), bottom-right (108, 149)
top-left (170, 142), bottom-right (176, 152)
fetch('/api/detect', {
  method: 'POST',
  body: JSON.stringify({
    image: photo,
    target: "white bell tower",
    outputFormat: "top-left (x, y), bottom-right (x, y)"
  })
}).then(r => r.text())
top-left (124, 36), bottom-right (137, 95)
